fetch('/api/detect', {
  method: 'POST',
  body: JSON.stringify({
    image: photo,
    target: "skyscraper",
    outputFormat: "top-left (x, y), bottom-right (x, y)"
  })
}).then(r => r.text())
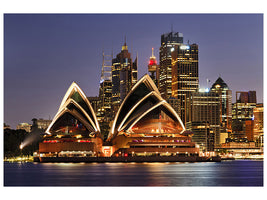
top-left (112, 41), bottom-right (137, 114)
top-left (98, 52), bottom-right (112, 122)
top-left (171, 42), bottom-right (199, 124)
top-left (159, 31), bottom-right (199, 125)
top-left (210, 77), bottom-right (232, 133)
top-left (159, 32), bottom-right (184, 100)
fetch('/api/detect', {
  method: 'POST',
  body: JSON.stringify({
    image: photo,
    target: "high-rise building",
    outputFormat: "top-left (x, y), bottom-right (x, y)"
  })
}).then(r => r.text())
top-left (112, 41), bottom-right (137, 114)
top-left (148, 48), bottom-right (159, 85)
top-left (210, 77), bottom-right (232, 133)
top-left (159, 32), bottom-right (184, 100)
top-left (159, 31), bottom-right (199, 125)
top-left (189, 91), bottom-right (220, 147)
top-left (98, 52), bottom-right (113, 122)
top-left (171, 43), bottom-right (199, 124)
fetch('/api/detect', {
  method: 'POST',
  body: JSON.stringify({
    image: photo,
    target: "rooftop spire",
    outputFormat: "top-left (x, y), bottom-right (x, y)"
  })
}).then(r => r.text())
top-left (122, 35), bottom-right (128, 51)
top-left (150, 48), bottom-right (156, 59)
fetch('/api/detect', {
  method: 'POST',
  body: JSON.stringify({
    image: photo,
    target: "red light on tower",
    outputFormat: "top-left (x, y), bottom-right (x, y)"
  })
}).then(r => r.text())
top-left (148, 48), bottom-right (157, 72)
top-left (149, 59), bottom-right (156, 66)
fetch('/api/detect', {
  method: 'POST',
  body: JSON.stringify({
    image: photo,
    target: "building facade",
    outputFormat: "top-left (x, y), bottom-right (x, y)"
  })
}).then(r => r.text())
top-left (87, 96), bottom-right (100, 113)
top-left (186, 121), bottom-right (214, 152)
top-left (253, 104), bottom-right (263, 146)
top-left (112, 42), bottom-right (137, 114)
top-left (32, 118), bottom-right (52, 131)
top-left (171, 43), bottom-right (199, 124)
top-left (232, 91), bottom-right (257, 139)
top-left (190, 91), bottom-right (221, 147)
top-left (168, 97), bottom-right (181, 117)
top-left (16, 123), bottom-right (32, 132)
top-left (245, 120), bottom-right (254, 141)
top-left (98, 81), bottom-right (112, 121)
top-left (210, 77), bottom-right (232, 133)
top-left (159, 32), bottom-right (184, 100)
top-left (97, 52), bottom-right (113, 122)
top-left (238, 91), bottom-right (257, 104)
top-left (216, 138), bottom-right (263, 159)
top-left (158, 31), bottom-right (199, 125)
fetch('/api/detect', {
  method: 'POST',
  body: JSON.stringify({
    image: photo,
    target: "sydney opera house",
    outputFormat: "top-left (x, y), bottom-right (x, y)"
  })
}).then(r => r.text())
top-left (37, 75), bottom-right (199, 160)
top-left (107, 75), bottom-right (198, 157)
top-left (39, 82), bottom-right (103, 158)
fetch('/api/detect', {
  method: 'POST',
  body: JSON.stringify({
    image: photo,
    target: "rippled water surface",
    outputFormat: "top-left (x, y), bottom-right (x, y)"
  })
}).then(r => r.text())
top-left (4, 160), bottom-right (263, 186)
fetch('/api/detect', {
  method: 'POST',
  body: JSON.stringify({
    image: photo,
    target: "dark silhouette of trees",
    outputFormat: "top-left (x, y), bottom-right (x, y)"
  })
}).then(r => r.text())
top-left (4, 128), bottom-right (41, 157)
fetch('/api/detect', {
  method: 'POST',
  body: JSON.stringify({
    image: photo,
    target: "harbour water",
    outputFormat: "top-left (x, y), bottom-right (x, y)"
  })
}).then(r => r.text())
top-left (4, 160), bottom-right (263, 186)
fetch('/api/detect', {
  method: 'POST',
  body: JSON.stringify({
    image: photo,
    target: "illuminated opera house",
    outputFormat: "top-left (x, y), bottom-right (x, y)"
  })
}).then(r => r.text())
top-left (106, 75), bottom-right (199, 157)
top-left (37, 75), bottom-right (199, 159)
top-left (38, 82), bottom-right (103, 158)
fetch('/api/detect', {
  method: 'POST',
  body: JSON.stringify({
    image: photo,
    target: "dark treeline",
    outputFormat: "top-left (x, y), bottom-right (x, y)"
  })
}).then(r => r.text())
top-left (4, 128), bottom-right (40, 158)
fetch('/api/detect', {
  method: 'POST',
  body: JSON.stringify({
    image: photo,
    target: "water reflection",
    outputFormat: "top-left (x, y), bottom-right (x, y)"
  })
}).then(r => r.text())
top-left (4, 161), bottom-right (263, 186)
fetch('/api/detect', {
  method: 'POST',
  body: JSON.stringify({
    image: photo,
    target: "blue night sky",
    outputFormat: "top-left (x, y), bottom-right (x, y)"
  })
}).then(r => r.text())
top-left (4, 14), bottom-right (263, 128)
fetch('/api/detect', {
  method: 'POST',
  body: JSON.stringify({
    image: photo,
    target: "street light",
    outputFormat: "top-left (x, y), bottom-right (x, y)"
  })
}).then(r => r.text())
top-left (19, 144), bottom-right (23, 161)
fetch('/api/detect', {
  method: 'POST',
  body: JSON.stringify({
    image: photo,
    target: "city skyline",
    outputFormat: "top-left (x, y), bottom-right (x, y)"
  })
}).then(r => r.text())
top-left (4, 14), bottom-right (263, 128)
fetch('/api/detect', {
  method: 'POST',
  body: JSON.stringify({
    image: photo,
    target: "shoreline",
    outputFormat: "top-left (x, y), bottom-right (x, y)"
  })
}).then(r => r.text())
top-left (36, 156), bottom-right (221, 163)
top-left (4, 156), bottom-right (264, 163)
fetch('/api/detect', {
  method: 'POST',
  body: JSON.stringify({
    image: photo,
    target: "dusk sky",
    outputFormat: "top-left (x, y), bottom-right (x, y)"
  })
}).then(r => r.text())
top-left (4, 14), bottom-right (263, 129)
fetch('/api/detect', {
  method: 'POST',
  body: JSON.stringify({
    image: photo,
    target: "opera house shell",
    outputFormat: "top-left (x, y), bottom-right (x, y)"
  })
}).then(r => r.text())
top-left (107, 75), bottom-right (199, 157)
top-left (38, 82), bottom-right (103, 158)
top-left (37, 76), bottom-right (199, 160)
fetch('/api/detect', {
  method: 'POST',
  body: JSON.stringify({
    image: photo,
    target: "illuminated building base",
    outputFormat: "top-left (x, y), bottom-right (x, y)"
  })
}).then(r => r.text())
top-left (37, 136), bottom-right (103, 158)
top-left (35, 155), bottom-right (221, 163)
top-left (111, 135), bottom-right (199, 157)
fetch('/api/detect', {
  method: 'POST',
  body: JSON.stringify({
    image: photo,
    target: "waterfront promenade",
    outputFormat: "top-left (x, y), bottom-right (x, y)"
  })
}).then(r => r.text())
top-left (35, 155), bottom-right (221, 163)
